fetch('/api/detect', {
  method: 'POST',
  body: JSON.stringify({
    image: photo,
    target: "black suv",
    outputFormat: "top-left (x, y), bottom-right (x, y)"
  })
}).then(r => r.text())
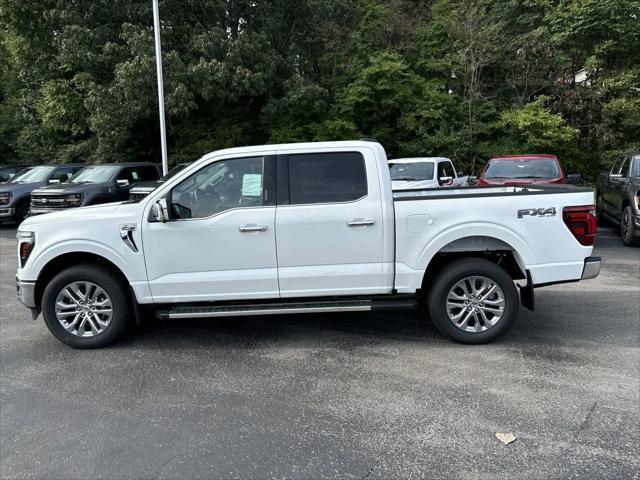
top-left (29, 162), bottom-right (159, 216)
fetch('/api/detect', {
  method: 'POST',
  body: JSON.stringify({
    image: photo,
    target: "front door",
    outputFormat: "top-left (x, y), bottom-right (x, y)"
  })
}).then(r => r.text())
top-left (142, 154), bottom-right (279, 303)
top-left (275, 150), bottom-right (386, 297)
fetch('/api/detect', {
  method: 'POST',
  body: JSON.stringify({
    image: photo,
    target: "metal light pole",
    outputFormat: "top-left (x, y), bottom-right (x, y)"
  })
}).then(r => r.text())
top-left (152, 0), bottom-right (168, 175)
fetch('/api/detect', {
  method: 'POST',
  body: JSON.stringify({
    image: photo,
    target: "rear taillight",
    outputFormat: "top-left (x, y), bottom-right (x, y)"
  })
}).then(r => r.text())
top-left (563, 205), bottom-right (597, 246)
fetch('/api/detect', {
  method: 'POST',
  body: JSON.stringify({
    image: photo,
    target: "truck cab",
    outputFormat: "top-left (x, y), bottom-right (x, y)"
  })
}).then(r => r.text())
top-left (16, 141), bottom-right (600, 348)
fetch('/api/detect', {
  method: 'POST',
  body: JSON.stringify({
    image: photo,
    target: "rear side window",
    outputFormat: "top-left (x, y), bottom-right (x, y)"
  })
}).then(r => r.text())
top-left (288, 152), bottom-right (367, 205)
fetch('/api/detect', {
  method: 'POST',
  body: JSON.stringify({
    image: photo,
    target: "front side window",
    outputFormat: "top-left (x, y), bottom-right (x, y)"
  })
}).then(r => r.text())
top-left (389, 162), bottom-right (434, 181)
top-left (50, 167), bottom-right (76, 183)
top-left (171, 156), bottom-right (264, 219)
top-left (437, 162), bottom-right (453, 179)
top-left (618, 156), bottom-right (630, 177)
top-left (288, 152), bottom-right (367, 205)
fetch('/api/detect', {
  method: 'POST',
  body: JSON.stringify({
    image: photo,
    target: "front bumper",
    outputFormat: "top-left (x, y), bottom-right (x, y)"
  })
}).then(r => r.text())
top-left (28, 207), bottom-right (62, 216)
top-left (0, 207), bottom-right (15, 218)
top-left (16, 277), bottom-right (37, 308)
top-left (581, 256), bottom-right (601, 280)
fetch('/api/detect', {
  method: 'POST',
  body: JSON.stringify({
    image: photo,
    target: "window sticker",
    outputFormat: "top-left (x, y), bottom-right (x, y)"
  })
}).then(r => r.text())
top-left (241, 174), bottom-right (262, 197)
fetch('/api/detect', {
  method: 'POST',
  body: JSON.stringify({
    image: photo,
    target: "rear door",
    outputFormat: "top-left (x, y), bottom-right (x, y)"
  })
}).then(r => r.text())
top-left (275, 149), bottom-right (387, 297)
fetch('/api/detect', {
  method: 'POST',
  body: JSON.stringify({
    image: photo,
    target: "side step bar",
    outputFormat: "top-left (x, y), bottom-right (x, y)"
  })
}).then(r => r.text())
top-left (156, 298), bottom-right (417, 320)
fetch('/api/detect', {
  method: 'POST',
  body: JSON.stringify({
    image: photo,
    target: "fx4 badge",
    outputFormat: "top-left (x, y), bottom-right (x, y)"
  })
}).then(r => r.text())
top-left (517, 207), bottom-right (556, 218)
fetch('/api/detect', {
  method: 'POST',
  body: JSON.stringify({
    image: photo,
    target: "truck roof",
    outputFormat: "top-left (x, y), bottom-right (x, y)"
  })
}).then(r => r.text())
top-left (198, 141), bottom-right (385, 160)
top-left (389, 157), bottom-right (451, 164)
top-left (489, 154), bottom-right (558, 160)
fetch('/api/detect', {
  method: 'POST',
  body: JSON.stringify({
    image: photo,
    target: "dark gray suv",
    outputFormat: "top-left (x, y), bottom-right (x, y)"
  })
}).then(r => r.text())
top-left (0, 164), bottom-right (84, 224)
top-left (29, 162), bottom-right (159, 216)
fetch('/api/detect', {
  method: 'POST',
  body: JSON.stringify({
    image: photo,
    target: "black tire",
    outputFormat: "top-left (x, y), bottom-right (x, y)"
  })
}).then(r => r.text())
top-left (427, 258), bottom-right (519, 344)
top-left (621, 205), bottom-right (640, 247)
top-left (41, 264), bottom-right (131, 348)
top-left (595, 194), bottom-right (611, 227)
top-left (14, 200), bottom-right (30, 225)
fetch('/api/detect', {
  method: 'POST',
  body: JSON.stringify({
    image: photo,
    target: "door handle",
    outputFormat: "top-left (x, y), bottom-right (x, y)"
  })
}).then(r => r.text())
top-left (239, 224), bottom-right (268, 233)
top-left (347, 219), bottom-right (376, 227)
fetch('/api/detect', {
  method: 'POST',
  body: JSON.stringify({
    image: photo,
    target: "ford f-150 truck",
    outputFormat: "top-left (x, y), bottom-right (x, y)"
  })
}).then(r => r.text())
top-left (596, 151), bottom-right (640, 247)
top-left (15, 141), bottom-right (600, 348)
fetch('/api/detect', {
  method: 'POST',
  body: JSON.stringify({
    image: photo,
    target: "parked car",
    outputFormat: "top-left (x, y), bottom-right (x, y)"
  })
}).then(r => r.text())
top-left (389, 157), bottom-right (466, 190)
top-left (15, 141), bottom-right (600, 349)
top-left (596, 152), bottom-right (640, 247)
top-left (29, 162), bottom-right (160, 216)
top-left (0, 164), bottom-right (84, 224)
top-left (129, 162), bottom-right (192, 201)
top-left (0, 164), bottom-right (31, 183)
top-left (475, 154), bottom-right (581, 186)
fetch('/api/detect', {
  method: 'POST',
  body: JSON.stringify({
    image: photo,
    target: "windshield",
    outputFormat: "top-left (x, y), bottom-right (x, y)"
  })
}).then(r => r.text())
top-left (9, 166), bottom-right (55, 183)
top-left (484, 158), bottom-right (560, 179)
top-left (69, 166), bottom-right (119, 183)
top-left (161, 163), bottom-right (190, 182)
top-left (389, 162), bottom-right (435, 181)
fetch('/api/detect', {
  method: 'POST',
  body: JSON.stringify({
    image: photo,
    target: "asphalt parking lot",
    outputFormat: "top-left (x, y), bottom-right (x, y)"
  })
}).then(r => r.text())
top-left (1, 224), bottom-right (638, 480)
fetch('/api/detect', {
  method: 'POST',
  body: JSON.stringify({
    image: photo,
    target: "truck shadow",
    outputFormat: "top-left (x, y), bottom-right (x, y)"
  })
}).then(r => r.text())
top-left (119, 310), bottom-right (448, 350)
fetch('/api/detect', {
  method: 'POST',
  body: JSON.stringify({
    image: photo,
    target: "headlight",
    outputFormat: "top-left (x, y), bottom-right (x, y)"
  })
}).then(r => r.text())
top-left (0, 192), bottom-right (12, 205)
top-left (16, 231), bottom-right (35, 267)
top-left (63, 194), bottom-right (83, 207)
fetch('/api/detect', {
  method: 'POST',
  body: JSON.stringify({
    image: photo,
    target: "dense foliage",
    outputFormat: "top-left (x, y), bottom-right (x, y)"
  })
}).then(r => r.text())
top-left (1, 0), bottom-right (638, 176)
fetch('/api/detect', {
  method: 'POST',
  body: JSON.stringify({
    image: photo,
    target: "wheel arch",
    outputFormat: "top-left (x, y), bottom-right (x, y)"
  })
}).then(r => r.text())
top-left (34, 251), bottom-right (131, 311)
top-left (419, 233), bottom-right (528, 295)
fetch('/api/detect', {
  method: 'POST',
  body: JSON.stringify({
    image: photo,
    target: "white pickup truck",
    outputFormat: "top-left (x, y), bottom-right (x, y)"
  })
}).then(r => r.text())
top-left (16, 141), bottom-right (600, 348)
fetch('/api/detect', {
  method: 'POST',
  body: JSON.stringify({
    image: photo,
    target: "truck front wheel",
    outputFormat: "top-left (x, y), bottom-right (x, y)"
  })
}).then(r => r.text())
top-left (427, 258), bottom-right (519, 344)
top-left (41, 265), bottom-right (130, 348)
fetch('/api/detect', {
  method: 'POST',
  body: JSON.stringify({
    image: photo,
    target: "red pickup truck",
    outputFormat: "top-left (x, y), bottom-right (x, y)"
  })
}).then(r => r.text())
top-left (476, 154), bottom-right (580, 186)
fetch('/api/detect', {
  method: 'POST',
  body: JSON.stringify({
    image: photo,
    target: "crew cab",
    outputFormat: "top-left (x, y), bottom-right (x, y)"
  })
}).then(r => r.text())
top-left (476, 154), bottom-right (580, 186)
top-left (29, 162), bottom-right (159, 215)
top-left (16, 141), bottom-right (600, 349)
top-left (389, 157), bottom-right (463, 190)
top-left (596, 152), bottom-right (640, 246)
top-left (0, 164), bottom-right (84, 224)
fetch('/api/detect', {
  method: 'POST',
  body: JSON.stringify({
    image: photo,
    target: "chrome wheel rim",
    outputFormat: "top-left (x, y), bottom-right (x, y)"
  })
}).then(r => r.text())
top-left (446, 276), bottom-right (505, 333)
top-left (55, 282), bottom-right (113, 337)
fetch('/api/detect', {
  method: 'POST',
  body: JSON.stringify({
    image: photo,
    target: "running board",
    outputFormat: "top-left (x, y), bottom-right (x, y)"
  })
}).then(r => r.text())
top-left (156, 298), bottom-right (417, 320)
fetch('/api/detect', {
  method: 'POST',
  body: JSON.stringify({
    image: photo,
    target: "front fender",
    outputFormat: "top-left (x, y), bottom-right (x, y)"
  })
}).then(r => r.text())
top-left (26, 239), bottom-right (133, 282)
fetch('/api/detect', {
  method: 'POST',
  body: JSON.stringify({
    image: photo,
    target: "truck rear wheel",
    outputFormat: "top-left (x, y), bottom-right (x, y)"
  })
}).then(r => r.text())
top-left (427, 258), bottom-right (519, 344)
top-left (41, 265), bottom-right (130, 348)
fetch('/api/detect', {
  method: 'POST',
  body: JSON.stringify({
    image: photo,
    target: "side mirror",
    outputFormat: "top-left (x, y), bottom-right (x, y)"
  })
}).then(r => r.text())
top-left (609, 173), bottom-right (623, 182)
top-left (439, 176), bottom-right (453, 186)
top-left (468, 176), bottom-right (478, 185)
top-left (116, 179), bottom-right (130, 187)
top-left (150, 198), bottom-right (170, 223)
top-left (566, 173), bottom-right (581, 184)
top-left (48, 179), bottom-right (61, 184)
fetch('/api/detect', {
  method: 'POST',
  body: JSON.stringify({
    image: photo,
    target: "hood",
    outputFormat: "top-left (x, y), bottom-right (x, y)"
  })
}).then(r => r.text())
top-left (130, 180), bottom-right (162, 191)
top-left (392, 179), bottom-right (439, 190)
top-left (479, 177), bottom-right (563, 186)
top-left (21, 202), bottom-right (128, 227)
top-left (0, 181), bottom-right (45, 194)
top-left (32, 182), bottom-right (111, 195)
